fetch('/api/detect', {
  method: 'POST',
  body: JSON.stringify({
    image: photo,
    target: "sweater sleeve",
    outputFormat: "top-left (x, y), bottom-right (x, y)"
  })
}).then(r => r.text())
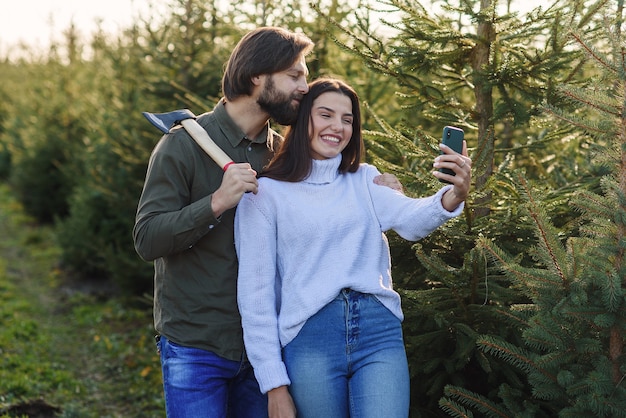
top-left (363, 165), bottom-right (464, 240)
top-left (235, 190), bottom-right (291, 394)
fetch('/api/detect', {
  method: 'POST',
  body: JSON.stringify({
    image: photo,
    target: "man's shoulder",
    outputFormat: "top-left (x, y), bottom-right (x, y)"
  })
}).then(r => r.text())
top-left (153, 125), bottom-right (195, 155)
top-left (195, 107), bottom-right (220, 129)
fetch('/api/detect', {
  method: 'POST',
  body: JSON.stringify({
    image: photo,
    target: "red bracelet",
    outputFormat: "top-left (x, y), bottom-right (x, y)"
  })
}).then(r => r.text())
top-left (222, 161), bottom-right (235, 171)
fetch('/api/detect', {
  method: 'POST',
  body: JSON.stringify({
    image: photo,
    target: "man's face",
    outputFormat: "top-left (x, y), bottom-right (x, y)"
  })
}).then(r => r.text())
top-left (257, 55), bottom-right (309, 125)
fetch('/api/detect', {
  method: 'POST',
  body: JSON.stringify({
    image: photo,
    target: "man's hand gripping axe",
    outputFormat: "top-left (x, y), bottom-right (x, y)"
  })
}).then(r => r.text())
top-left (142, 109), bottom-right (235, 171)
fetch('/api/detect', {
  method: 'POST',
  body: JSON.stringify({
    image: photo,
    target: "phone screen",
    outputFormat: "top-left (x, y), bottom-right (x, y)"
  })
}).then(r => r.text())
top-left (439, 126), bottom-right (464, 182)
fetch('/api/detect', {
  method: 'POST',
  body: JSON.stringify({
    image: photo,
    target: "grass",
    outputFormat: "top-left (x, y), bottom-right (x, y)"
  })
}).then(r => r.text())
top-left (0, 184), bottom-right (164, 417)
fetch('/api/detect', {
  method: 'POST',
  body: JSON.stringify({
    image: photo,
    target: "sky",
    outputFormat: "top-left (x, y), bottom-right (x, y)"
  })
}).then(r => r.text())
top-left (1, 0), bottom-right (546, 57)
top-left (0, 0), bottom-right (156, 56)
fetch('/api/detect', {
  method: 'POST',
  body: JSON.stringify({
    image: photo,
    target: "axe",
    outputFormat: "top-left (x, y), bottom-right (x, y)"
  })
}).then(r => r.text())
top-left (142, 109), bottom-right (234, 171)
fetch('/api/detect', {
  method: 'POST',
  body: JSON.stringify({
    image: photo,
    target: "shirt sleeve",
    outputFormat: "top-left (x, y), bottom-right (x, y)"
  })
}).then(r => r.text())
top-left (235, 191), bottom-right (291, 394)
top-left (132, 134), bottom-right (221, 261)
top-left (364, 165), bottom-right (464, 241)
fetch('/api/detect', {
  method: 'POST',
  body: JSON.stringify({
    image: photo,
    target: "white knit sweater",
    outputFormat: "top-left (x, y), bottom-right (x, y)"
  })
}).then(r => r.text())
top-left (234, 155), bottom-right (463, 394)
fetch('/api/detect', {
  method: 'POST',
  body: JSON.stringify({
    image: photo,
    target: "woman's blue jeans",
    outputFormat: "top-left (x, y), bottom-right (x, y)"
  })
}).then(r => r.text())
top-left (283, 289), bottom-right (410, 418)
top-left (157, 336), bottom-right (268, 418)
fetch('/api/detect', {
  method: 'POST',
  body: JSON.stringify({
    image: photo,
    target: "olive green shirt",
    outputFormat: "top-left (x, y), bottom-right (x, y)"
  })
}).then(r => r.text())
top-left (133, 99), bottom-right (281, 361)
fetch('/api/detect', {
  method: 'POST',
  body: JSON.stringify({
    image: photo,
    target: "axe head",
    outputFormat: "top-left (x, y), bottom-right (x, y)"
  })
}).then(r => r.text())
top-left (142, 109), bottom-right (197, 134)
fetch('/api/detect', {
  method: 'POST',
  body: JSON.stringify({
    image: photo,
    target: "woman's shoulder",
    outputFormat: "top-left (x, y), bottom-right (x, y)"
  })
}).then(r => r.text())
top-left (353, 163), bottom-right (381, 180)
top-left (358, 162), bottom-right (378, 171)
top-left (253, 177), bottom-right (291, 201)
top-left (257, 176), bottom-right (285, 188)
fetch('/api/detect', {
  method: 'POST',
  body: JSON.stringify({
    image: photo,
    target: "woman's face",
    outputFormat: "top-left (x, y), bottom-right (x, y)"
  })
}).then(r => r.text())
top-left (308, 91), bottom-right (354, 160)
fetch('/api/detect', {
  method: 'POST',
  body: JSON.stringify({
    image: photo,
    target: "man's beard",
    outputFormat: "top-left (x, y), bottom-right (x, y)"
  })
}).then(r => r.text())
top-left (257, 76), bottom-right (301, 125)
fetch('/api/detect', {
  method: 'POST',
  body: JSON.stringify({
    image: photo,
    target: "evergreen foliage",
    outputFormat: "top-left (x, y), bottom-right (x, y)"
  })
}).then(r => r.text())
top-left (1, 0), bottom-right (625, 414)
top-left (5, 56), bottom-right (87, 223)
top-left (317, 0), bottom-right (618, 415)
top-left (0, 62), bottom-right (12, 181)
top-left (439, 3), bottom-right (626, 416)
top-left (137, 0), bottom-right (239, 104)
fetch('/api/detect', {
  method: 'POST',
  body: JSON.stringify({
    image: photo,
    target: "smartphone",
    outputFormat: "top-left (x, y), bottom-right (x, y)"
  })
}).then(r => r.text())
top-left (439, 126), bottom-right (464, 182)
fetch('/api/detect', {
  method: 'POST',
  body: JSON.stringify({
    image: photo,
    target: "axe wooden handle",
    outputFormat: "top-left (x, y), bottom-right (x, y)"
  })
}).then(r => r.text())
top-left (180, 119), bottom-right (235, 171)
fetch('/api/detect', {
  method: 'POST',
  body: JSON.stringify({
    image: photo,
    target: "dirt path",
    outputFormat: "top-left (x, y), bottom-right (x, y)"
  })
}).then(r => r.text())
top-left (0, 186), bottom-right (70, 416)
top-left (0, 185), bottom-right (163, 417)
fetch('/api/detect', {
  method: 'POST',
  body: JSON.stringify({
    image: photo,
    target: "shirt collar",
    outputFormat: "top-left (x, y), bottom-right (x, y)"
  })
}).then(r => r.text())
top-left (214, 98), bottom-right (271, 147)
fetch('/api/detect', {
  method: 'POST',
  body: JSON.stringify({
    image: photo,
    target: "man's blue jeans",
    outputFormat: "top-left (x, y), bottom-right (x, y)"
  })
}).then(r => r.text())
top-left (157, 336), bottom-right (268, 418)
top-left (283, 289), bottom-right (410, 418)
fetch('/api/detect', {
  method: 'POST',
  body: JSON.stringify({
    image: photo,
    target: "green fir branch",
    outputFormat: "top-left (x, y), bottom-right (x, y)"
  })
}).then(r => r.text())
top-left (572, 190), bottom-right (618, 228)
top-left (477, 335), bottom-right (557, 383)
top-left (478, 236), bottom-right (561, 300)
top-left (442, 384), bottom-right (511, 418)
top-left (494, 306), bottom-right (532, 330)
top-left (439, 397), bottom-right (474, 418)
top-left (556, 85), bottom-right (622, 117)
top-left (542, 104), bottom-right (608, 134)
top-left (516, 174), bottom-right (571, 289)
top-left (569, 30), bottom-right (618, 75)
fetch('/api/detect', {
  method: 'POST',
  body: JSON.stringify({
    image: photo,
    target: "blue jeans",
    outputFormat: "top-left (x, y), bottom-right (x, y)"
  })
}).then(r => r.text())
top-left (157, 336), bottom-right (268, 418)
top-left (283, 289), bottom-right (410, 418)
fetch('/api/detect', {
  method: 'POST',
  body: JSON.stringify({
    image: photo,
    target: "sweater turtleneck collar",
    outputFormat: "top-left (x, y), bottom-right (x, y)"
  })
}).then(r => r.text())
top-left (303, 154), bottom-right (342, 185)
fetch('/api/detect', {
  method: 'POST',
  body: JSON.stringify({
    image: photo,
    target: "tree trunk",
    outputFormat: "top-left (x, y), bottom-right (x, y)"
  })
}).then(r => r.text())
top-left (471, 0), bottom-right (495, 218)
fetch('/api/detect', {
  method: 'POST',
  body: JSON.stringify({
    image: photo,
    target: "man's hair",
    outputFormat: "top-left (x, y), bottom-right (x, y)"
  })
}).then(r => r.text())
top-left (261, 78), bottom-right (364, 182)
top-left (222, 27), bottom-right (314, 101)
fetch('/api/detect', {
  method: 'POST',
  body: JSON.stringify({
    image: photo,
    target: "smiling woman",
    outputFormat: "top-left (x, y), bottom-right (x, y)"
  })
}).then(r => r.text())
top-left (234, 77), bottom-right (471, 417)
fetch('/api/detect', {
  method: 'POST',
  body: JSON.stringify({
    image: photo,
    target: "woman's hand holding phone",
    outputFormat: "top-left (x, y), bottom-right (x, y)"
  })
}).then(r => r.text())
top-left (433, 126), bottom-right (471, 211)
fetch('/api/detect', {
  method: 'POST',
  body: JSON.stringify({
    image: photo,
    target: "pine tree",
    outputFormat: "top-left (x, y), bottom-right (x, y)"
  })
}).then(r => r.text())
top-left (440, 2), bottom-right (626, 416)
top-left (317, 0), bottom-right (609, 415)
